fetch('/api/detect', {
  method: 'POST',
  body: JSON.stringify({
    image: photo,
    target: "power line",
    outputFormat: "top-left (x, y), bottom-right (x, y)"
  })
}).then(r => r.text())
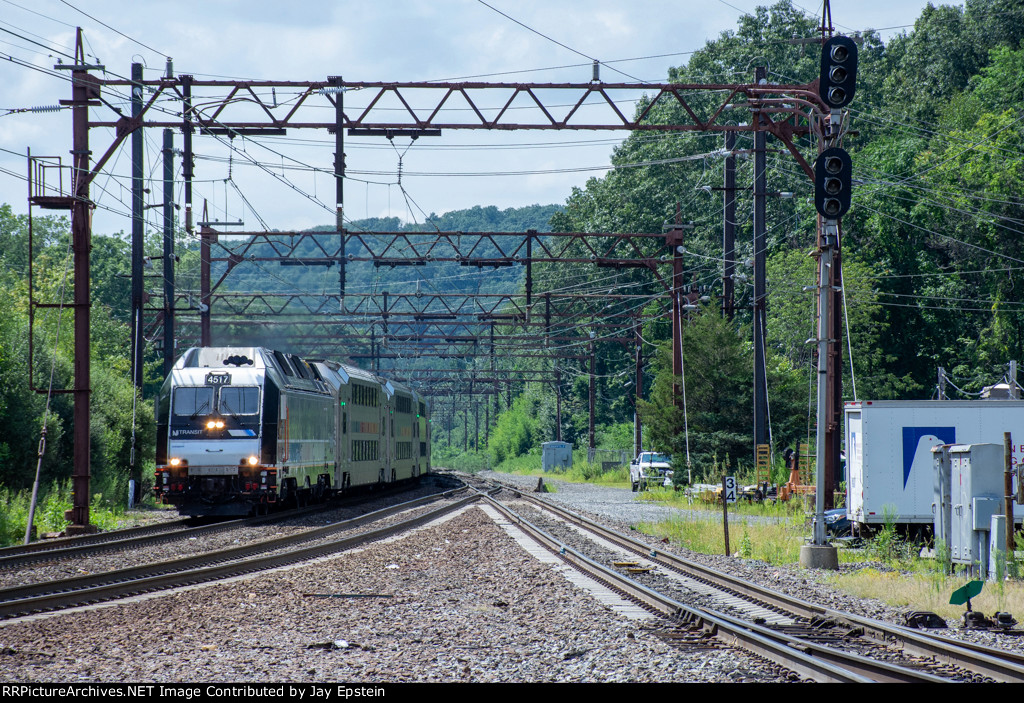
top-left (56, 0), bottom-right (168, 59)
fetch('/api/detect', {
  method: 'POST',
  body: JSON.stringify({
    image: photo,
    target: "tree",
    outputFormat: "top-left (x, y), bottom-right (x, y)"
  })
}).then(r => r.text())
top-left (487, 394), bottom-right (538, 464)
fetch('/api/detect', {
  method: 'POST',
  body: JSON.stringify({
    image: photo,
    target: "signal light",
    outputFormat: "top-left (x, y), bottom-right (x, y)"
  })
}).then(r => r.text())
top-left (815, 147), bottom-right (852, 219)
top-left (819, 36), bottom-right (857, 109)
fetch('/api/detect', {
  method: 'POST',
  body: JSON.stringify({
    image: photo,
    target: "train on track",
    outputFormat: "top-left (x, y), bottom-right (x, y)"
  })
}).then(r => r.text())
top-left (154, 346), bottom-right (430, 516)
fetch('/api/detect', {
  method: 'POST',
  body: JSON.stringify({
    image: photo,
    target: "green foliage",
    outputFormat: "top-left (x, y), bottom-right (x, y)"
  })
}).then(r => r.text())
top-left (487, 394), bottom-right (539, 464)
top-left (535, 0), bottom-right (1024, 474)
top-left (0, 480), bottom-right (147, 546)
top-left (432, 447), bottom-right (490, 473)
top-left (738, 530), bottom-right (754, 559)
top-left (0, 206), bottom-right (154, 513)
top-left (637, 307), bottom-right (805, 481)
top-left (866, 506), bottom-right (916, 564)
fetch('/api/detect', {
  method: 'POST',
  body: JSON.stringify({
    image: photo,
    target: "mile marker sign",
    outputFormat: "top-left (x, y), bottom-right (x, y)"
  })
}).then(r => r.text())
top-left (723, 476), bottom-right (737, 504)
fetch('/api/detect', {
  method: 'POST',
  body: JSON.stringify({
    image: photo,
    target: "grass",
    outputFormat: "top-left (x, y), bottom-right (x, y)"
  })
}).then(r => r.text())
top-left (638, 511), bottom-right (807, 563)
top-left (0, 480), bottom-right (163, 547)
top-left (636, 485), bottom-right (808, 519)
top-left (483, 449), bottom-right (1024, 621)
top-left (828, 565), bottom-right (1024, 622)
top-left (638, 494), bottom-right (1024, 621)
top-left (489, 449), bottom-right (631, 488)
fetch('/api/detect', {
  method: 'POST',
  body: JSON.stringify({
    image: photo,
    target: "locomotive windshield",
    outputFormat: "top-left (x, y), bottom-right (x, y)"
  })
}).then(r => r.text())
top-left (219, 387), bottom-right (260, 415)
top-left (173, 387), bottom-right (214, 417)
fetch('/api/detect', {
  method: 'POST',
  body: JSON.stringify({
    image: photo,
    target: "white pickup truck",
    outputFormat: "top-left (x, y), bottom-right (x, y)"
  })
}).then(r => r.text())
top-left (630, 452), bottom-right (674, 491)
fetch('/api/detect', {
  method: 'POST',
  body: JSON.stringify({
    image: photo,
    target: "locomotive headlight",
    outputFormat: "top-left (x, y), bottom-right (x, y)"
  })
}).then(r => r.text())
top-left (247, 455), bottom-right (259, 466)
top-left (170, 457), bottom-right (182, 466)
top-left (206, 419), bottom-right (225, 429)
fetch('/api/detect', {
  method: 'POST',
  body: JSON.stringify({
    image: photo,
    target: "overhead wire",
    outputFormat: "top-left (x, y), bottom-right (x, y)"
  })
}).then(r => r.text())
top-left (6, 9), bottom-right (1015, 397)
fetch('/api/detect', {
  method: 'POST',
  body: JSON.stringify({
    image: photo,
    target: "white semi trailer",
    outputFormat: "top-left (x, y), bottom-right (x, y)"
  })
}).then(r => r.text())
top-left (844, 400), bottom-right (1024, 535)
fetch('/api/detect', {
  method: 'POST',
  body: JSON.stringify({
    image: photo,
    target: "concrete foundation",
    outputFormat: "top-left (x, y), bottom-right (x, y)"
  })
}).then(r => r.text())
top-left (799, 543), bottom-right (839, 570)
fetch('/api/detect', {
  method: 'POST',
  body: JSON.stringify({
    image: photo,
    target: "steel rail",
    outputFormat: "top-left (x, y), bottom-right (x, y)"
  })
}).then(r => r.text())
top-left (480, 491), bottom-right (891, 683)
top-left (0, 489), bottom-right (470, 619)
top-left (0, 517), bottom-right (198, 559)
top-left (0, 479), bottom-right (456, 570)
top-left (505, 485), bottom-right (1024, 683)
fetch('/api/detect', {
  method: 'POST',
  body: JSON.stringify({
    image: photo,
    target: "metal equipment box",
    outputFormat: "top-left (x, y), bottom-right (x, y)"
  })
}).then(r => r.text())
top-left (948, 443), bottom-right (1005, 567)
top-left (541, 441), bottom-right (573, 472)
top-left (932, 444), bottom-right (953, 550)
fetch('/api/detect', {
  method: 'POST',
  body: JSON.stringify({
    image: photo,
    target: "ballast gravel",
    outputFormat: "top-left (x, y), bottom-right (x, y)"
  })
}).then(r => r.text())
top-left (485, 471), bottom-right (1024, 657)
top-left (0, 505), bottom-right (785, 683)
top-left (3, 471), bottom-right (1019, 683)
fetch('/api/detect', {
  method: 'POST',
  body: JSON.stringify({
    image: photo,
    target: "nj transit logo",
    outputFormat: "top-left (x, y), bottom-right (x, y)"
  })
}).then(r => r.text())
top-left (902, 427), bottom-right (956, 488)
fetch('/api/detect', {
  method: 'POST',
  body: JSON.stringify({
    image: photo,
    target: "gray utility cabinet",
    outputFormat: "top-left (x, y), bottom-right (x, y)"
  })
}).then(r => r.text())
top-left (931, 445), bottom-right (953, 552)
top-left (541, 442), bottom-right (573, 472)
top-left (948, 443), bottom-right (1005, 571)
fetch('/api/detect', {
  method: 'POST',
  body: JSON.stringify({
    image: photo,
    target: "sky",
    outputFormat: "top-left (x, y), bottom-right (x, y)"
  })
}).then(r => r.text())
top-left (0, 0), bottom-right (958, 236)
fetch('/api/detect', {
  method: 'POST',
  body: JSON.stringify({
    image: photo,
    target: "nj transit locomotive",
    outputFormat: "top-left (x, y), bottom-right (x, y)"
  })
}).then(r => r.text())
top-left (154, 346), bottom-right (430, 516)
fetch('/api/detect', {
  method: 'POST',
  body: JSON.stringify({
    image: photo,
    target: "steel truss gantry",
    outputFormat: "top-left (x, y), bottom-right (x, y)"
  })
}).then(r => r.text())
top-left (31, 30), bottom-right (831, 530)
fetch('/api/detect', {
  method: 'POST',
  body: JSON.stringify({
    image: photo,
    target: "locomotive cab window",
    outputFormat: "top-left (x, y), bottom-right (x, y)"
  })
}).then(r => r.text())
top-left (219, 387), bottom-right (260, 415)
top-left (173, 387), bottom-right (214, 416)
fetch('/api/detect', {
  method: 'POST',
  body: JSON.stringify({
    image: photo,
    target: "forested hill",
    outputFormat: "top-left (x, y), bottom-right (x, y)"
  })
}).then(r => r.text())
top-left (312, 204), bottom-right (563, 233)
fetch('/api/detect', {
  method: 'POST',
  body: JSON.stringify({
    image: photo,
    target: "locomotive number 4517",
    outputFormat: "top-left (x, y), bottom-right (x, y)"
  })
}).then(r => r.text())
top-left (205, 372), bottom-right (231, 386)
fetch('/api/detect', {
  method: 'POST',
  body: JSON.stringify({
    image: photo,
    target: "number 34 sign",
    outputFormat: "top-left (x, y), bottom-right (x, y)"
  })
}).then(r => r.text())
top-left (722, 476), bottom-right (737, 504)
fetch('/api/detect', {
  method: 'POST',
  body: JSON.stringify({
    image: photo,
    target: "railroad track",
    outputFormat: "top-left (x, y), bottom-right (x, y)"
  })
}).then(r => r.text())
top-left (9, 472), bottom-right (1021, 682)
top-left (0, 486), bottom-right (472, 619)
top-left (0, 516), bottom-right (198, 561)
top-left (485, 481), bottom-right (1024, 683)
top-left (0, 477), bottom-right (458, 572)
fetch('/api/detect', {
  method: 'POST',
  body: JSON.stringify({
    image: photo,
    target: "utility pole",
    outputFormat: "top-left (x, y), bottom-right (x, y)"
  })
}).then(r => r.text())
top-left (803, 29), bottom-right (857, 569)
top-left (161, 56), bottom-right (176, 372)
top-left (634, 317), bottom-right (643, 457)
top-left (555, 368), bottom-right (563, 442)
top-left (129, 61), bottom-right (144, 509)
top-left (181, 75), bottom-right (193, 234)
top-left (331, 76), bottom-right (347, 304)
top-left (667, 207), bottom-right (693, 415)
top-left (130, 62), bottom-right (145, 392)
top-left (752, 64), bottom-right (769, 460)
top-left (722, 130), bottom-right (736, 320)
top-left (589, 336), bottom-right (596, 451)
top-left (162, 126), bottom-right (175, 375)
top-left (827, 219), bottom-right (844, 510)
top-left (199, 210), bottom-right (213, 346)
top-left (67, 29), bottom-right (96, 534)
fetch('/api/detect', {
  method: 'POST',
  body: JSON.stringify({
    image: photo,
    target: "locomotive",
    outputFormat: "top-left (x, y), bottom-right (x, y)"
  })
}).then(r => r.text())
top-left (154, 346), bottom-right (430, 516)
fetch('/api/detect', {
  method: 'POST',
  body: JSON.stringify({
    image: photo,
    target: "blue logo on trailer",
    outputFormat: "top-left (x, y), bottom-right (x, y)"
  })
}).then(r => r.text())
top-left (902, 427), bottom-right (956, 488)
